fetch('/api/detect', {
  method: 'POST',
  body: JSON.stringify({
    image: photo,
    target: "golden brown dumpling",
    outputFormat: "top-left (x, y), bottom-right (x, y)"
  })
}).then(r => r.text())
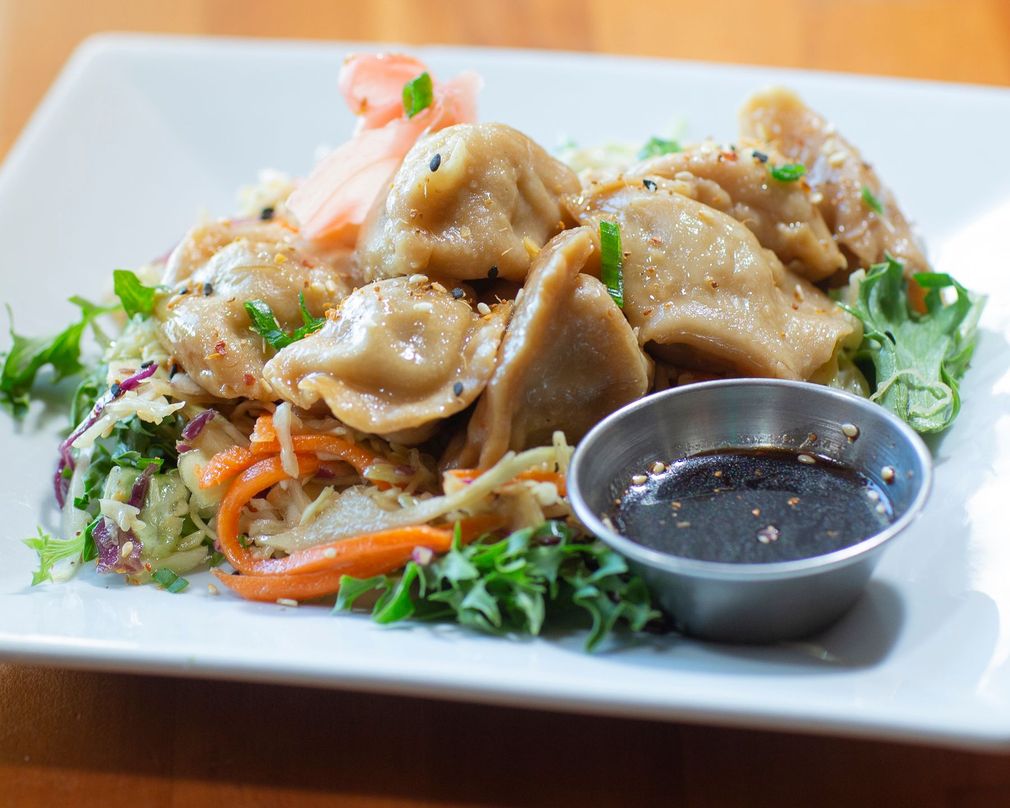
top-left (740, 87), bottom-right (929, 278)
top-left (569, 177), bottom-right (858, 379)
top-left (633, 142), bottom-right (846, 282)
top-left (156, 221), bottom-right (352, 401)
top-left (456, 227), bottom-right (653, 469)
top-left (263, 276), bottom-right (511, 437)
top-left (356, 123), bottom-right (579, 283)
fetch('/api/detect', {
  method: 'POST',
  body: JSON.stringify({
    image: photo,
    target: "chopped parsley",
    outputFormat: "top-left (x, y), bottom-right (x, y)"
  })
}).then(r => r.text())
top-left (244, 292), bottom-right (325, 351)
top-left (402, 72), bottom-right (434, 118)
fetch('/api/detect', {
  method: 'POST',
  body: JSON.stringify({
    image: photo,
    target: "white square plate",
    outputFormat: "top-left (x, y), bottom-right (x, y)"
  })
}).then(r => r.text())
top-left (2, 34), bottom-right (1009, 750)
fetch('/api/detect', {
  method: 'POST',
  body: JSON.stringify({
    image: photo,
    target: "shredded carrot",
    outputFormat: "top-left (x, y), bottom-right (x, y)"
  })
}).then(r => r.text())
top-left (213, 514), bottom-right (507, 602)
top-left (216, 454), bottom-right (322, 573)
top-left (446, 468), bottom-right (567, 497)
top-left (199, 432), bottom-right (384, 490)
top-left (250, 413), bottom-right (277, 445)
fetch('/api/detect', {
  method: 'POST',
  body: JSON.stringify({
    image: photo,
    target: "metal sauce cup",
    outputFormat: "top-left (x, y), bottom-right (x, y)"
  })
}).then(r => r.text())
top-left (568, 379), bottom-right (933, 643)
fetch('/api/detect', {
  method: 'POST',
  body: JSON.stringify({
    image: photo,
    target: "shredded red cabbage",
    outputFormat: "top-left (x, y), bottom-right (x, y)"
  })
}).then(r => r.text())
top-left (179, 408), bottom-right (216, 444)
top-left (54, 362), bottom-right (159, 507)
top-left (92, 516), bottom-right (143, 574)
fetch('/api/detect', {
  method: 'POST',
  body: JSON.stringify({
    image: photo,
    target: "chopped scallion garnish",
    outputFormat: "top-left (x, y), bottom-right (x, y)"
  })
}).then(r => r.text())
top-left (861, 185), bottom-right (886, 215)
top-left (769, 162), bottom-right (806, 182)
top-left (152, 567), bottom-right (189, 593)
top-left (637, 136), bottom-right (681, 160)
top-left (599, 221), bottom-right (624, 309)
top-left (402, 72), bottom-right (434, 118)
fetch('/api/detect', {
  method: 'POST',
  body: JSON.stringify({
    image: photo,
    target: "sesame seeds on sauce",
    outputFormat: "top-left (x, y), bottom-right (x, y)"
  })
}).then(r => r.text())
top-left (610, 448), bottom-right (894, 564)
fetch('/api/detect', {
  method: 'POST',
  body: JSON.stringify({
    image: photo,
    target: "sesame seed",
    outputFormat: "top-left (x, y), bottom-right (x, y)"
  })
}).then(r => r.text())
top-left (120, 541), bottom-right (134, 558)
top-left (881, 466), bottom-right (896, 483)
top-left (676, 521), bottom-right (691, 528)
top-left (631, 474), bottom-right (648, 485)
top-left (752, 149), bottom-right (768, 163)
top-left (453, 381), bottom-right (464, 396)
top-left (643, 178), bottom-right (657, 191)
top-left (140, 360), bottom-right (153, 369)
top-left (757, 525), bottom-right (780, 544)
top-left (431, 281), bottom-right (447, 293)
top-left (429, 153), bottom-right (442, 172)
top-left (713, 470), bottom-right (723, 477)
top-left (751, 508), bottom-right (761, 517)
top-left (323, 548), bottom-right (337, 559)
top-left (276, 598), bottom-right (299, 608)
top-left (841, 422), bottom-right (860, 439)
top-left (260, 206), bottom-right (275, 221)
top-left (207, 583), bottom-right (219, 595)
top-left (787, 497), bottom-right (800, 507)
top-left (487, 265), bottom-right (499, 279)
top-left (827, 150), bottom-right (847, 167)
top-left (671, 501), bottom-right (681, 510)
top-left (798, 453), bottom-right (816, 464)
top-left (476, 302), bottom-right (491, 316)
top-left (202, 282), bottom-right (213, 296)
top-left (875, 503), bottom-right (887, 514)
top-left (651, 461), bottom-right (666, 474)
top-left (109, 383), bottom-right (123, 398)
top-left (451, 287), bottom-right (464, 299)
top-left (408, 273), bottom-right (428, 285)
top-left (867, 489), bottom-right (880, 502)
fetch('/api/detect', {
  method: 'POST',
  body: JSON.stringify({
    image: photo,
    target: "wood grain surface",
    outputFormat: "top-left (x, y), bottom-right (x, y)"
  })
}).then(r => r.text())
top-left (2, 1), bottom-right (1010, 805)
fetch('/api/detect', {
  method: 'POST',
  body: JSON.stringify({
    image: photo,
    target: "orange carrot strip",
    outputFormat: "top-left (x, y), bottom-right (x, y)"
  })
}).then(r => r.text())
top-left (199, 434), bottom-right (383, 489)
top-left (250, 525), bottom-right (455, 576)
top-left (446, 468), bottom-right (567, 497)
top-left (217, 454), bottom-right (322, 573)
top-left (211, 550), bottom-right (418, 602)
top-left (212, 516), bottom-right (508, 602)
top-left (198, 445), bottom-right (258, 489)
top-left (250, 413), bottom-right (277, 445)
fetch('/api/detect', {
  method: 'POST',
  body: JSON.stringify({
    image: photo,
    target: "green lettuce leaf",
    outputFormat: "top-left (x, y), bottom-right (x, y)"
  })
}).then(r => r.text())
top-left (334, 521), bottom-right (663, 651)
top-left (112, 269), bottom-right (161, 318)
top-left (1, 297), bottom-right (114, 417)
top-left (841, 256), bottom-right (985, 433)
top-left (24, 522), bottom-right (98, 586)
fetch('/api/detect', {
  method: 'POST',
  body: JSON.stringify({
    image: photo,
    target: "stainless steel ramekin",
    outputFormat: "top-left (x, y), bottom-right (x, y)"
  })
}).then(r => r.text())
top-left (568, 379), bottom-right (932, 643)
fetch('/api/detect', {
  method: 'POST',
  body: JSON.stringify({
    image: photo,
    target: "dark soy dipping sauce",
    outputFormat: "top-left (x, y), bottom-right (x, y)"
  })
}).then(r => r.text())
top-left (611, 448), bottom-right (894, 564)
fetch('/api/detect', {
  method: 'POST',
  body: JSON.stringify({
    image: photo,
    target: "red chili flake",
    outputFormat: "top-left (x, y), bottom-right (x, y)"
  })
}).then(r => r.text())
top-left (214, 340), bottom-right (227, 355)
top-left (244, 373), bottom-right (255, 386)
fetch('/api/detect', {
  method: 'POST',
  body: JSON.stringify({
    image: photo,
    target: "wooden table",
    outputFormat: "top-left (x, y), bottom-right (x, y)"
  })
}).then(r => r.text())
top-left (2, 1), bottom-right (1009, 804)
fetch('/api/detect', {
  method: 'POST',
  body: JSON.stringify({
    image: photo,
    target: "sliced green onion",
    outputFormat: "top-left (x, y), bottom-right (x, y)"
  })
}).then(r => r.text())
top-left (861, 185), bottom-right (886, 215)
top-left (769, 162), bottom-right (806, 182)
top-left (152, 568), bottom-right (189, 593)
top-left (599, 221), bottom-right (624, 309)
top-left (637, 136), bottom-right (680, 160)
top-left (402, 72), bottom-right (434, 118)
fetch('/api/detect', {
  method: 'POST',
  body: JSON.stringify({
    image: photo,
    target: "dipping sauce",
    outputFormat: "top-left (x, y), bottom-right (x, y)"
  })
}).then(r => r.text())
top-left (611, 448), bottom-right (894, 564)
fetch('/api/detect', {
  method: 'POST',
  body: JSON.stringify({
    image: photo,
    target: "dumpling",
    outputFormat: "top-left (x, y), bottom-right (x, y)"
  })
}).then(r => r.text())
top-left (156, 221), bottom-right (352, 401)
top-left (740, 87), bottom-right (929, 277)
top-left (569, 177), bottom-right (858, 380)
top-left (633, 142), bottom-right (846, 282)
top-left (456, 227), bottom-right (653, 469)
top-left (263, 276), bottom-right (511, 437)
top-left (356, 123), bottom-right (580, 283)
